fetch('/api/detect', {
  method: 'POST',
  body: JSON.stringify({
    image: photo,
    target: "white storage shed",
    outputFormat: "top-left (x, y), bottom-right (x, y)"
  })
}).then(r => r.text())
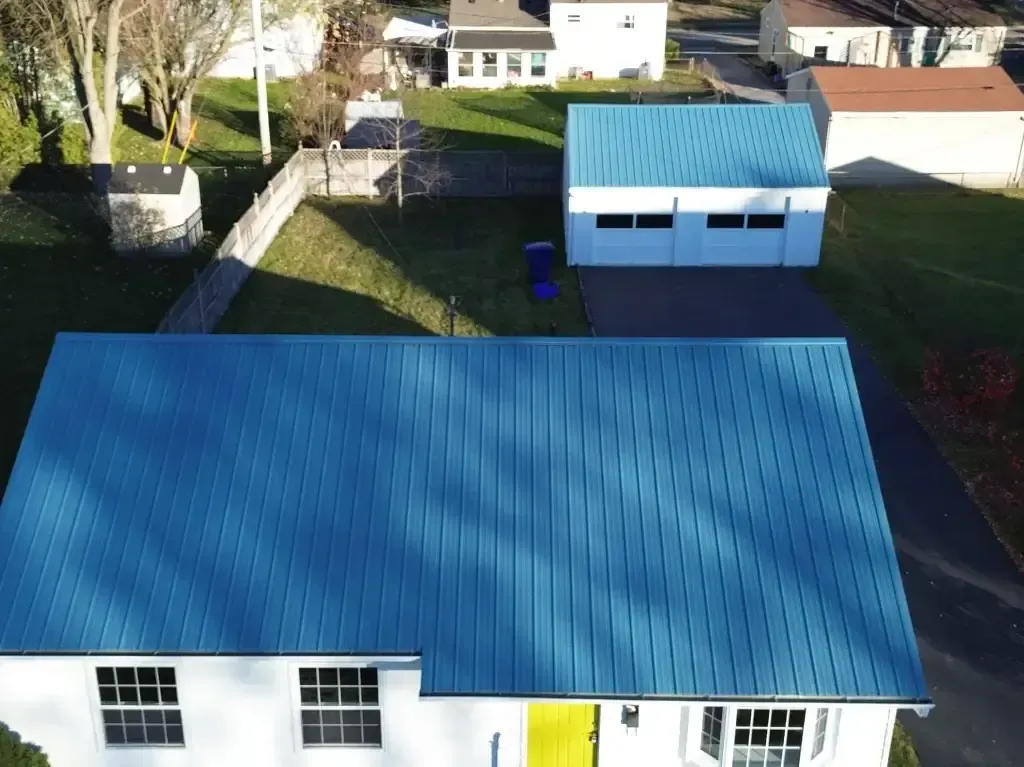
top-left (787, 66), bottom-right (1024, 187)
top-left (563, 104), bottom-right (830, 267)
top-left (106, 164), bottom-right (203, 255)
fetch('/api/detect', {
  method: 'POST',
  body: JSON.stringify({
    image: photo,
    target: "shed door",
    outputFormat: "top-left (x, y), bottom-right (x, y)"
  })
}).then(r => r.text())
top-left (528, 704), bottom-right (597, 767)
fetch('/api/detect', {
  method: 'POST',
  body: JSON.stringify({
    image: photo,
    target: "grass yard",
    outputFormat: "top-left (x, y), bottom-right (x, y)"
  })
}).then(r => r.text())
top-left (117, 78), bottom-right (295, 165)
top-left (812, 188), bottom-right (1024, 561)
top-left (403, 71), bottom-right (712, 150)
top-left (0, 196), bottom-right (205, 488)
top-left (218, 198), bottom-right (589, 337)
top-left (669, 0), bottom-right (766, 22)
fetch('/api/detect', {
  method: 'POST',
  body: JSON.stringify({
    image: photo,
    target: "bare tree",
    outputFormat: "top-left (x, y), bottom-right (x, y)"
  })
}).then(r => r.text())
top-left (366, 118), bottom-right (450, 221)
top-left (120, 0), bottom-right (248, 145)
top-left (0, 0), bottom-right (136, 172)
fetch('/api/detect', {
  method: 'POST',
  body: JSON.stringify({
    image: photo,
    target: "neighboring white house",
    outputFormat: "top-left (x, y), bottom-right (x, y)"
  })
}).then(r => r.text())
top-left (0, 333), bottom-right (932, 767)
top-left (210, 12), bottom-right (321, 79)
top-left (445, 0), bottom-right (557, 88)
top-left (445, 0), bottom-right (667, 87)
top-left (563, 103), bottom-right (830, 267)
top-left (106, 163), bottom-right (203, 254)
top-left (786, 66), bottom-right (1024, 187)
top-left (549, 0), bottom-right (668, 80)
top-left (759, 0), bottom-right (1006, 74)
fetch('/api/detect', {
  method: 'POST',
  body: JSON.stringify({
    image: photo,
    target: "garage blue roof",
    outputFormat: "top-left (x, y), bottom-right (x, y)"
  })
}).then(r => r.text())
top-left (566, 104), bottom-right (829, 188)
top-left (0, 335), bottom-right (927, 703)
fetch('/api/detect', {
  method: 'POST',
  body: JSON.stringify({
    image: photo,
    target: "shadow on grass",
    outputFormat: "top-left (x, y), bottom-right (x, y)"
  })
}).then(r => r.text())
top-left (122, 104), bottom-right (164, 141)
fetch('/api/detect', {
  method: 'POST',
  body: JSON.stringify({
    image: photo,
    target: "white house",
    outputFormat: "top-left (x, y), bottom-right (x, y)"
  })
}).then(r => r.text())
top-left (549, 0), bottom-right (668, 80)
top-left (563, 103), bottom-right (830, 267)
top-left (0, 333), bottom-right (931, 767)
top-left (445, 0), bottom-right (557, 88)
top-left (787, 66), bottom-right (1024, 187)
top-left (759, 0), bottom-right (1006, 75)
top-left (106, 164), bottom-right (203, 254)
top-left (210, 12), bottom-right (321, 79)
top-left (445, 0), bottom-right (667, 88)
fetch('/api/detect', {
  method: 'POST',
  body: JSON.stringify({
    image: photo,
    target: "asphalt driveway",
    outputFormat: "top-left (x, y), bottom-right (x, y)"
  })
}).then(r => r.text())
top-left (580, 267), bottom-right (1024, 767)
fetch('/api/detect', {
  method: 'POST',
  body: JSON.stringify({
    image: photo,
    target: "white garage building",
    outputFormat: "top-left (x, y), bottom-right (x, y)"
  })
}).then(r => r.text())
top-left (563, 103), bottom-right (830, 267)
top-left (787, 66), bottom-right (1024, 187)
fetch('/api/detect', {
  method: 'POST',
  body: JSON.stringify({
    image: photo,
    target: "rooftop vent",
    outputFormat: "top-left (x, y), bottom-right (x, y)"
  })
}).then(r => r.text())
top-left (126, 165), bottom-right (137, 173)
top-left (162, 166), bottom-right (173, 174)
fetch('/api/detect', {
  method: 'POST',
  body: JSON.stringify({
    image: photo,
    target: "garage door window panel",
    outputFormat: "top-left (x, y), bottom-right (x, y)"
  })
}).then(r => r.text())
top-left (636, 214), bottom-right (673, 229)
top-left (746, 214), bottom-right (785, 229)
top-left (707, 214), bottom-right (744, 229)
top-left (596, 214), bottom-right (634, 229)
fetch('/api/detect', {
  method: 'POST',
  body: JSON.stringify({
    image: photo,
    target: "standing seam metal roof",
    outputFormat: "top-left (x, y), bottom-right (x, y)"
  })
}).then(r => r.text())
top-left (0, 335), bottom-right (927, 702)
top-left (566, 104), bottom-right (829, 188)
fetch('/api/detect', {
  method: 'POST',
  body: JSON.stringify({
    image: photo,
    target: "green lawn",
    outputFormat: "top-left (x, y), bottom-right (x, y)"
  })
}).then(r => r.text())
top-left (811, 188), bottom-right (1024, 560)
top-left (403, 72), bottom-right (712, 150)
top-left (0, 196), bottom-right (205, 487)
top-left (218, 198), bottom-right (589, 336)
top-left (116, 78), bottom-right (295, 165)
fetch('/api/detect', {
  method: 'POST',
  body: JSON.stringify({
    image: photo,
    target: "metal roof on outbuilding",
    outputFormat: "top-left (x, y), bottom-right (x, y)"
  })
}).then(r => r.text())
top-left (565, 104), bottom-right (829, 189)
top-left (0, 335), bottom-right (927, 704)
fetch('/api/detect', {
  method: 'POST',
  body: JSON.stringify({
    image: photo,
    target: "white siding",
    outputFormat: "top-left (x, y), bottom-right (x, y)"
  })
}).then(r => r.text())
top-left (757, 0), bottom-right (790, 65)
top-left (0, 656), bottom-right (902, 767)
top-left (446, 49), bottom-right (557, 88)
top-left (823, 110), bottom-right (1024, 187)
top-left (210, 13), bottom-right (321, 79)
top-left (782, 25), bottom-right (1004, 70)
top-left (566, 186), bottom-right (828, 267)
top-left (784, 70), bottom-right (832, 153)
top-left (550, 2), bottom-right (668, 80)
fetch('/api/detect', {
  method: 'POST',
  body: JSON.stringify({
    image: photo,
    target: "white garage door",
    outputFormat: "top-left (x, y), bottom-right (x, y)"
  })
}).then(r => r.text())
top-left (591, 213), bottom-right (674, 266)
top-left (701, 213), bottom-right (785, 266)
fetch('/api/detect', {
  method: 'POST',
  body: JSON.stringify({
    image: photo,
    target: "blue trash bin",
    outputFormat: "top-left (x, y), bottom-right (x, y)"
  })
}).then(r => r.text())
top-left (524, 241), bottom-right (554, 285)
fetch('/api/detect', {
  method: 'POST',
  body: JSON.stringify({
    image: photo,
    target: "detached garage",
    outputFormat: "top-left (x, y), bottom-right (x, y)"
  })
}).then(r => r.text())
top-left (563, 103), bottom-right (830, 267)
top-left (787, 66), bottom-right (1024, 187)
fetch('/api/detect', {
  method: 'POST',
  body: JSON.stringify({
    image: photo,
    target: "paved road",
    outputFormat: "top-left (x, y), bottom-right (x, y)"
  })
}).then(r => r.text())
top-left (580, 267), bottom-right (1024, 767)
top-left (668, 26), bottom-right (782, 103)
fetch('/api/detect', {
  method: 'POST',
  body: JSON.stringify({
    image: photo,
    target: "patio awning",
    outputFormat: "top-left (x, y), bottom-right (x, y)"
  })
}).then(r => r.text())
top-left (382, 15), bottom-right (447, 46)
top-left (448, 30), bottom-right (556, 51)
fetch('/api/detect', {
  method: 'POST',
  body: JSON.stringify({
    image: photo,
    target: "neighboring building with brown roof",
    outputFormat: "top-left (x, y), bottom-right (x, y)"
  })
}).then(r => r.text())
top-left (758, 0), bottom-right (1008, 75)
top-left (786, 66), bottom-right (1024, 188)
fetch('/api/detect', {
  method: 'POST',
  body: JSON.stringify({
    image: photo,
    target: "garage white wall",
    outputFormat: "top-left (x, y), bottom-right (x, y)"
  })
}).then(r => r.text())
top-left (824, 111), bottom-right (1024, 187)
top-left (0, 656), bottom-right (898, 767)
top-left (784, 71), bottom-right (831, 152)
top-left (566, 186), bottom-right (828, 267)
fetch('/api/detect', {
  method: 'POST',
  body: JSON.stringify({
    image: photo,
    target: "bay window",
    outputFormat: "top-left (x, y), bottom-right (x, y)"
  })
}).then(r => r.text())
top-left (482, 52), bottom-right (498, 78)
top-left (507, 53), bottom-right (522, 79)
top-left (530, 52), bottom-right (546, 77)
top-left (457, 52), bottom-right (473, 78)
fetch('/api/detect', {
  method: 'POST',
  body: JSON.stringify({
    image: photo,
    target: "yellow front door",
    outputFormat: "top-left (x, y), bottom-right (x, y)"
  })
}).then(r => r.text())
top-left (527, 704), bottom-right (597, 767)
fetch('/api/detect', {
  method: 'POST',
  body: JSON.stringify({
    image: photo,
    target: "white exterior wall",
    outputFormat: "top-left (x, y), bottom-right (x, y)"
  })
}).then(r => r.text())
top-left (210, 13), bottom-right (321, 79)
top-left (565, 186), bottom-right (828, 267)
top-left (0, 655), bottom-right (898, 767)
top-left (550, 2), bottom-right (668, 80)
top-left (822, 110), bottom-right (1024, 187)
top-left (782, 25), bottom-right (1004, 70)
top-left (446, 47), bottom-right (557, 88)
top-left (785, 70), bottom-right (833, 151)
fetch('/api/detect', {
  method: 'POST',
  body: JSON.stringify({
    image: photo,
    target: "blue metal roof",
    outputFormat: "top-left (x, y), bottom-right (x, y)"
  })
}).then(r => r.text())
top-left (565, 104), bottom-right (829, 189)
top-left (0, 334), bottom-right (927, 703)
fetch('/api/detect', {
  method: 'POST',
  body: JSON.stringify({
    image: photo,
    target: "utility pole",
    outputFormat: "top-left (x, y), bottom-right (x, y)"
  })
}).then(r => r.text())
top-left (251, 0), bottom-right (273, 165)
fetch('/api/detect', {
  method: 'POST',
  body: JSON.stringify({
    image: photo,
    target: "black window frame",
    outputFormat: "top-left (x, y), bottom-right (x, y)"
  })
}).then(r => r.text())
top-left (700, 706), bottom-right (724, 759)
top-left (813, 45), bottom-right (828, 58)
top-left (746, 213), bottom-right (786, 229)
top-left (635, 213), bottom-right (674, 229)
top-left (596, 213), bottom-right (635, 229)
top-left (732, 708), bottom-right (806, 765)
top-left (298, 667), bottom-right (383, 747)
top-left (96, 666), bottom-right (184, 747)
top-left (706, 213), bottom-right (745, 229)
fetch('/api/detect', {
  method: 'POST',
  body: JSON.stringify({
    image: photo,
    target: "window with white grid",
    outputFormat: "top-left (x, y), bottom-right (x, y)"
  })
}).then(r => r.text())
top-left (96, 667), bottom-right (184, 746)
top-left (298, 667), bottom-right (382, 746)
top-left (700, 706), bottom-right (725, 759)
top-left (731, 708), bottom-right (805, 767)
top-left (810, 708), bottom-right (829, 758)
